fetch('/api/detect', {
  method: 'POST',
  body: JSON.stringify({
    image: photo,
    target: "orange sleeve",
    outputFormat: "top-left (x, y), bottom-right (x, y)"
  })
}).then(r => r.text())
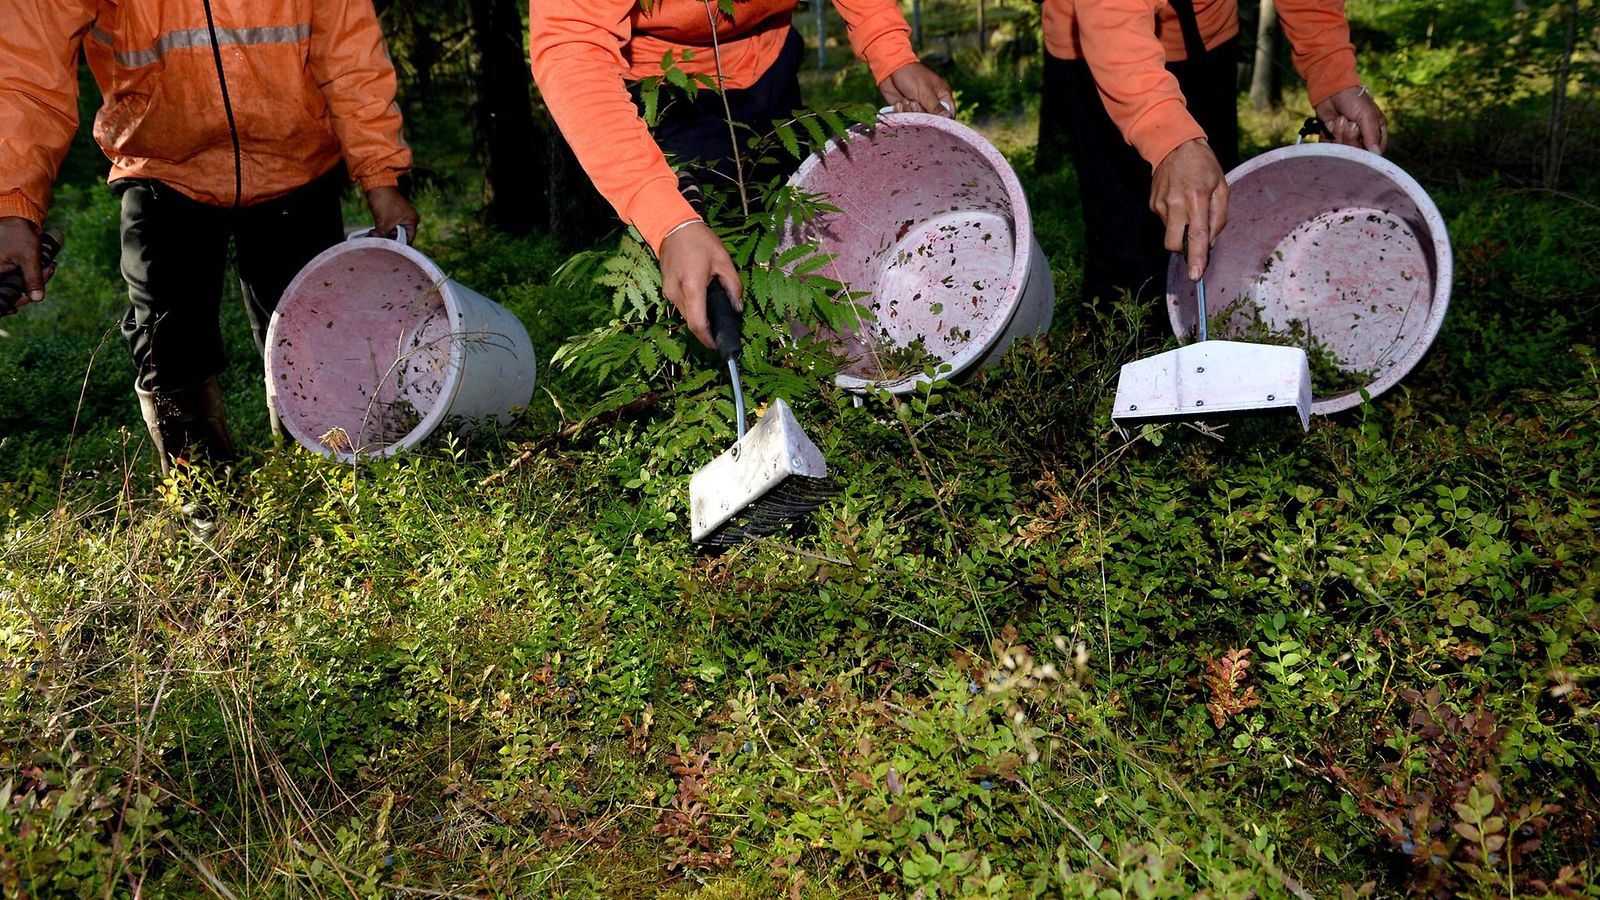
top-left (1273, 0), bottom-right (1361, 106)
top-left (310, 0), bottom-right (413, 192)
top-left (529, 0), bottom-right (698, 254)
top-left (830, 0), bottom-right (919, 84)
top-left (1074, 0), bottom-right (1207, 169)
top-left (0, 0), bottom-right (95, 225)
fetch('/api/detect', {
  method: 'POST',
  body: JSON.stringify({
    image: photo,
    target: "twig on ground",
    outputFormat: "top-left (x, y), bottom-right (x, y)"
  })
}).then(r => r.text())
top-left (749, 536), bottom-right (854, 567)
top-left (1019, 780), bottom-right (1113, 869)
top-left (55, 325), bottom-right (116, 553)
top-left (478, 392), bottom-right (661, 489)
top-left (891, 395), bottom-right (956, 534)
top-left (1179, 420), bottom-right (1228, 442)
top-left (764, 686), bottom-right (847, 811)
top-left (165, 838), bottom-right (243, 900)
top-left (1073, 428), bottom-right (1144, 499)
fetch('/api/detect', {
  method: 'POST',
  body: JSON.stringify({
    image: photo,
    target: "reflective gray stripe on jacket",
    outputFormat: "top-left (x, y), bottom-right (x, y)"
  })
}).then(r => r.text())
top-left (90, 23), bottom-right (310, 68)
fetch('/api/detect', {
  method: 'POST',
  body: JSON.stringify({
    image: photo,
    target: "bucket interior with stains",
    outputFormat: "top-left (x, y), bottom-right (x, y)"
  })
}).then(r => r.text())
top-left (1167, 143), bottom-right (1451, 414)
top-left (780, 112), bottom-right (1053, 393)
top-left (265, 236), bottom-right (536, 462)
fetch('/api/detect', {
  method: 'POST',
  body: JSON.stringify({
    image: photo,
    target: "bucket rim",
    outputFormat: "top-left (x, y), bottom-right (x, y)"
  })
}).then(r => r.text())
top-left (266, 235), bottom-right (467, 462)
top-left (787, 111), bottom-right (1036, 394)
top-left (1168, 142), bottom-right (1453, 415)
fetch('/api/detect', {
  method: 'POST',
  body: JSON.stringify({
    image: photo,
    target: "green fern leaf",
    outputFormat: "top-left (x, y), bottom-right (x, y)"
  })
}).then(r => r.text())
top-left (843, 102), bottom-right (879, 126)
top-left (819, 109), bottom-right (849, 141)
top-left (773, 242), bottom-right (816, 269)
top-left (791, 250), bottom-right (836, 278)
top-left (799, 114), bottom-right (827, 151)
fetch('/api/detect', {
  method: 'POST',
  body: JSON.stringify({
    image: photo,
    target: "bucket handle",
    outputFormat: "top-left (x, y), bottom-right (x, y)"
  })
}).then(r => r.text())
top-left (877, 99), bottom-right (956, 117)
top-left (1296, 117), bottom-right (1334, 145)
top-left (346, 224), bottom-right (411, 245)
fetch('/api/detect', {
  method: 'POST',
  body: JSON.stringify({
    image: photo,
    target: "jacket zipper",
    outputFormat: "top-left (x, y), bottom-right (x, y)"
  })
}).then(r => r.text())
top-left (199, 0), bottom-right (243, 207)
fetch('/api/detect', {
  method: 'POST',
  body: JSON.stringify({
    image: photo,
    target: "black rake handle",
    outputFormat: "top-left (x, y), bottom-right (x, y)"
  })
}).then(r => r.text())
top-left (706, 277), bottom-right (742, 362)
top-left (705, 278), bottom-right (749, 439)
top-left (0, 230), bottom-right (63, 317)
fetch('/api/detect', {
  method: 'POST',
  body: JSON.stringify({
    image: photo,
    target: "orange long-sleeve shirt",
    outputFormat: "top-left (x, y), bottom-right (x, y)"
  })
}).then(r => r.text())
top-left (0, 0), bottom-right (410, 227)
top-left (1043, 0), bottom-right (1360, 169)
top-left (530, 0), bottom-right (918, 253)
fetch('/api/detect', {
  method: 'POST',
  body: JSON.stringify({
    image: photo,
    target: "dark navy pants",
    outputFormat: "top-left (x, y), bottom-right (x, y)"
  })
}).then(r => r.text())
top-left (117, 167), bottom-right (346, 392)
top-left (638, 25), bottom-right (807, 204)
top-left (1046, 36), bottom-right (1241, 305)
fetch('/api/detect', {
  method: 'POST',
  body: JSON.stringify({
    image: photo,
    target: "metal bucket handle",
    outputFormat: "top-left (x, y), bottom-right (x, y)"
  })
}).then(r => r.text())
top-left (1296, 117), bottom-right (1333, 145)
top-left (345, 224), bottom-right (412, 245)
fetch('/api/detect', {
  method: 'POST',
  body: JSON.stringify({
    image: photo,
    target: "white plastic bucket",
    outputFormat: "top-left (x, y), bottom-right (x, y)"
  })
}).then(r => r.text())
top-left (265, 231), bottom-right (537, 462)
top-left (779, 112), bottom-right (1054, 394)
top-left (1167, 143), bottom-right (1452, 414)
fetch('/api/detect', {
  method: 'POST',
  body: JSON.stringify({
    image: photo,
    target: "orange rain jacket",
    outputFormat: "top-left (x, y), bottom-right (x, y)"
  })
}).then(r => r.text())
top-left (1044, 0), bottom-right (1360, 170)
top-left (0, 0), bottom-right (411, 227)
top-left (530, 0), bottom-right (919, 253)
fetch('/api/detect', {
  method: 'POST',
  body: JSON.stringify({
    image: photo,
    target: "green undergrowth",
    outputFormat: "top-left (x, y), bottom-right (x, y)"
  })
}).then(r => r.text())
top-left (5, 2), bottom-right (1600, 892)
top-left (4, 310), bottom-right (1597, 895)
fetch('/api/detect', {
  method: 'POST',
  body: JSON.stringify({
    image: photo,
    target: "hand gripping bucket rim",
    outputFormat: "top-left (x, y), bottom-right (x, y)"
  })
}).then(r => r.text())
top-left (782, 111), bottom-right (1053, 394)
top-left (1166, 142), bottom-right (1452, 415)
top-left (265, 230), bottom-right (537, 463)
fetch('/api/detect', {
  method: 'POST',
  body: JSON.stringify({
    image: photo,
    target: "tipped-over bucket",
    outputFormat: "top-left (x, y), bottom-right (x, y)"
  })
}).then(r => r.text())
top-left (779, 112), bottom-right (1053, 394)
top-left (265, 233), bottom-right (537, 462)
top-left (1167, 143), bottom-right (1451, 414)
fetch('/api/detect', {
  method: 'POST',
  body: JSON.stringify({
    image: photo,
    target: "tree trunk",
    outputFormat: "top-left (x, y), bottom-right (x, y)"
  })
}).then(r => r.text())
top-left (1249, 0), bottom-right (1281, 111)
top-left (546, 127), bottom-right (617, 251)
top-left (1036, 34), bottom-right (1069, 174)
top-left (467, 0), bottom-right (545, 235)
top-left (977, 0), bottom-right (986, 58)
top-left (816, 0), bottom-right (827, 70)
top-left (409, 11), bottom-right (440, 96)
top-left (1545, 0), bottom-right (1580, 188)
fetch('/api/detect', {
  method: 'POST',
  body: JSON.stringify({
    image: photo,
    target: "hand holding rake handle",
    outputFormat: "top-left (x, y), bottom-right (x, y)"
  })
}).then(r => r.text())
top-left (706, 278), bottom-right (748, 438)
top-left (0, 229), bottom-right (64, 317)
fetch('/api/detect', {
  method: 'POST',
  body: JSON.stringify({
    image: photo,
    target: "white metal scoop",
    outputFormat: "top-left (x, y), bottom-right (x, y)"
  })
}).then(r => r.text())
top-left (1112, 277), bottom-right (1312, 437)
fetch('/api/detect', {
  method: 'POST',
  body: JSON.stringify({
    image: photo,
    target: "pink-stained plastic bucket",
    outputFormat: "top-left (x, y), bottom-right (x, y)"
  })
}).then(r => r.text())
top-left (265, 233), bottom-right (537, 462)
top-left (779, 112), bottom-right (1054, 393)
top-left (1167, 143), bottom-right (1451, 414)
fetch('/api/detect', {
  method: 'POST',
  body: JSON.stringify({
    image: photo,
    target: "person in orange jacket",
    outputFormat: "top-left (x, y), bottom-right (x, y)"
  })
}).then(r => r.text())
top-left (1043, 0), bottom-right (1387, 301)
top-left (0, 0), bottom-right (419, 476)
top-left (531, 0), bottom-right (955, 350)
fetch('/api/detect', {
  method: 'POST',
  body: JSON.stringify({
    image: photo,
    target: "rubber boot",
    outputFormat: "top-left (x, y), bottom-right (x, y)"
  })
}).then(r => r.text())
top-left (136, 377), bottom-right (237, 539)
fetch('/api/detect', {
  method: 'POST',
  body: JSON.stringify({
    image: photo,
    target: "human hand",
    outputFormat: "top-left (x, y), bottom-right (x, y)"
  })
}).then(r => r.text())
top-left (0, 217), bottom-right (45, 312)
top-left (659, 221), bottom-right (743, 350)
top-left (1151, 139), bottom-right (1229, 281)
top-left (1314, 85), bottom-right (1388, 154)
top-left (878, 62), bottom-right (955, 116)
top-left (365, 186), bottom-right (421, 241)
